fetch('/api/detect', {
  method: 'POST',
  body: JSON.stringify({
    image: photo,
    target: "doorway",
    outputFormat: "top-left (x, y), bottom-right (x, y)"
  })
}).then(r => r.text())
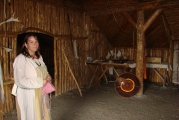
top-left (16, 32), bottom-right (54, 79)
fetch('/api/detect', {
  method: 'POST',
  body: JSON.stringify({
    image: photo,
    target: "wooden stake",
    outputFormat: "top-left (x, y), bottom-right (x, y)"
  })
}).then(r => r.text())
top-left (62, 49), bottom-right (82, 97)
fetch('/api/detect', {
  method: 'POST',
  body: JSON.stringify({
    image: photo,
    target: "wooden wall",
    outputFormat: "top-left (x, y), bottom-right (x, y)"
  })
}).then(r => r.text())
top-left (0, 0), bottom-right (111, 114)
top-left (146, 48), bottom-right (172, 83)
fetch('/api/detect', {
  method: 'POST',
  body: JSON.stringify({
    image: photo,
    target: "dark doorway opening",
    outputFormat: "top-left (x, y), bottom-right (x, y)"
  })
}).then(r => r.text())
top-left (16, 32), bottom-right (54, 79)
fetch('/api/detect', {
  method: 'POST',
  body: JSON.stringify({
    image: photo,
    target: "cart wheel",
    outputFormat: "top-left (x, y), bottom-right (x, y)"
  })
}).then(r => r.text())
top-left (114, 73), bottom-right (140, 97)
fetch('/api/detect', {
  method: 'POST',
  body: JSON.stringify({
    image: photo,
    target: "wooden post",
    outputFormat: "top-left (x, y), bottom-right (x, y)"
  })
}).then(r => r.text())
top-left (123, 9), bottom-right (163, 95)
top-left (136, 10), bottom-right (145, 95)
top-left (0, 97), bottom-right (3, 120)
top-left (54, 37), bottom-right (58, 96)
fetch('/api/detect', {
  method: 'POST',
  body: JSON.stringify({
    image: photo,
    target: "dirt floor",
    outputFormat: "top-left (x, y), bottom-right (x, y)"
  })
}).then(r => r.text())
top-left (4, 81), bottom-right (179, 120)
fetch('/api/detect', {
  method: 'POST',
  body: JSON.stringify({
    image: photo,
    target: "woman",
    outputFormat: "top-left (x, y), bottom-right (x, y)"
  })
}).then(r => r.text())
top-left (12, 32), bottom-right (51, 120)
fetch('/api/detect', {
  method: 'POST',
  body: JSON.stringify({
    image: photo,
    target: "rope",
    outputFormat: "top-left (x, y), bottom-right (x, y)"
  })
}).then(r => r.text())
top-left (107, 0), bottom-right (131, 34)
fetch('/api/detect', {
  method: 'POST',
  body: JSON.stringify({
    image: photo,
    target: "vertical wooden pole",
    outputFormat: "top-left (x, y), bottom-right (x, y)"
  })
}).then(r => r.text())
top-left (123, 9), bottom-right (163, 95)
top-left (54, 37), bottom-right (58, 96)
top-left (136, 10), bottom-right (145, 95)
top-left (0, 97), bottom-right (3, 120)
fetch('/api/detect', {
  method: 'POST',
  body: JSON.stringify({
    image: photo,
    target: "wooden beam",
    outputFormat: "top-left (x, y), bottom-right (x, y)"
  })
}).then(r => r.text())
top-left (73, 37), bottom-right (88, 40)
top-left (162, 13), bottom-right (172, 41)
top-left (0, 28), bottom-right (88, 40)
top-left (146, 25), bottom-right (161, 38)
top-left (136, 10), bottom-right (145, 95)
top-left (86, 0), bottom-right (179, 16)
top-left (0, 27), bottom-right (70, 38)
top-left (143, 9), bottom-right (163, 32)
top-left (121, 12), bottom-right (137, 28)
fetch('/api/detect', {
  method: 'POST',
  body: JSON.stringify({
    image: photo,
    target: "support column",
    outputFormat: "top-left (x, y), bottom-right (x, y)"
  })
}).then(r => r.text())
top-left (136, 10), bottom-right (145, 95)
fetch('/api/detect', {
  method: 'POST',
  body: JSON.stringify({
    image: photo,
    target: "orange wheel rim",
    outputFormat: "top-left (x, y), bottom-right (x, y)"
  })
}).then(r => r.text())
top-left (120, 78), bottom-right (135, 92)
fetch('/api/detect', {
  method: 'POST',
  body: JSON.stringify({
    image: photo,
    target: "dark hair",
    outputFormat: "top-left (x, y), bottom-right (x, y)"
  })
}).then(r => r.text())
top-left (20, 32), bottom-right (41, 58)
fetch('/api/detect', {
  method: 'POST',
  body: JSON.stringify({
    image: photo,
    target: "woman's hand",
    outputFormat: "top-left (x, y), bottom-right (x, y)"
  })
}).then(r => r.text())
top-left (43, 79), bottom-right (47, 85)
top-left (43, 75), bottom-right (52, 85)
top-left (46, 75), bottom-right (52, 82)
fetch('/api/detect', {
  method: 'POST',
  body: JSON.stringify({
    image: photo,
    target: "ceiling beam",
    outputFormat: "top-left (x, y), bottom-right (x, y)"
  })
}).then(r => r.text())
top-left (162, 13), bottom-right (172, 41)
top-left (122, 9), bottom-right (163, 32)
top-left (143, 9), bottom-right (163, 32)
top-left (86, 0), bottom-right (179, 16)
top-left (146, 25), bottom-right (161, 39)
top-left (121, 12), bottom-right (137, 28)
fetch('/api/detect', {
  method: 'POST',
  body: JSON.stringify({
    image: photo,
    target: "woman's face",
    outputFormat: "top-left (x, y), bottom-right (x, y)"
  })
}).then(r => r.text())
top-left (25, 36), bottom-right (39, 55)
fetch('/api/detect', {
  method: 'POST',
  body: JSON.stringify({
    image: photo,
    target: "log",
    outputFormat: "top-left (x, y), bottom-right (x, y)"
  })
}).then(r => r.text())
top-left (62, 49), bottom-right (82, 97)
top-left (121, 12), bottom-right (137, 28)
top-left (136, 10), bottom-right (163, 90)
top-left (136, 10), bottom-right (144, 95)
top-left (143, 9), bottom-right (163, 32)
